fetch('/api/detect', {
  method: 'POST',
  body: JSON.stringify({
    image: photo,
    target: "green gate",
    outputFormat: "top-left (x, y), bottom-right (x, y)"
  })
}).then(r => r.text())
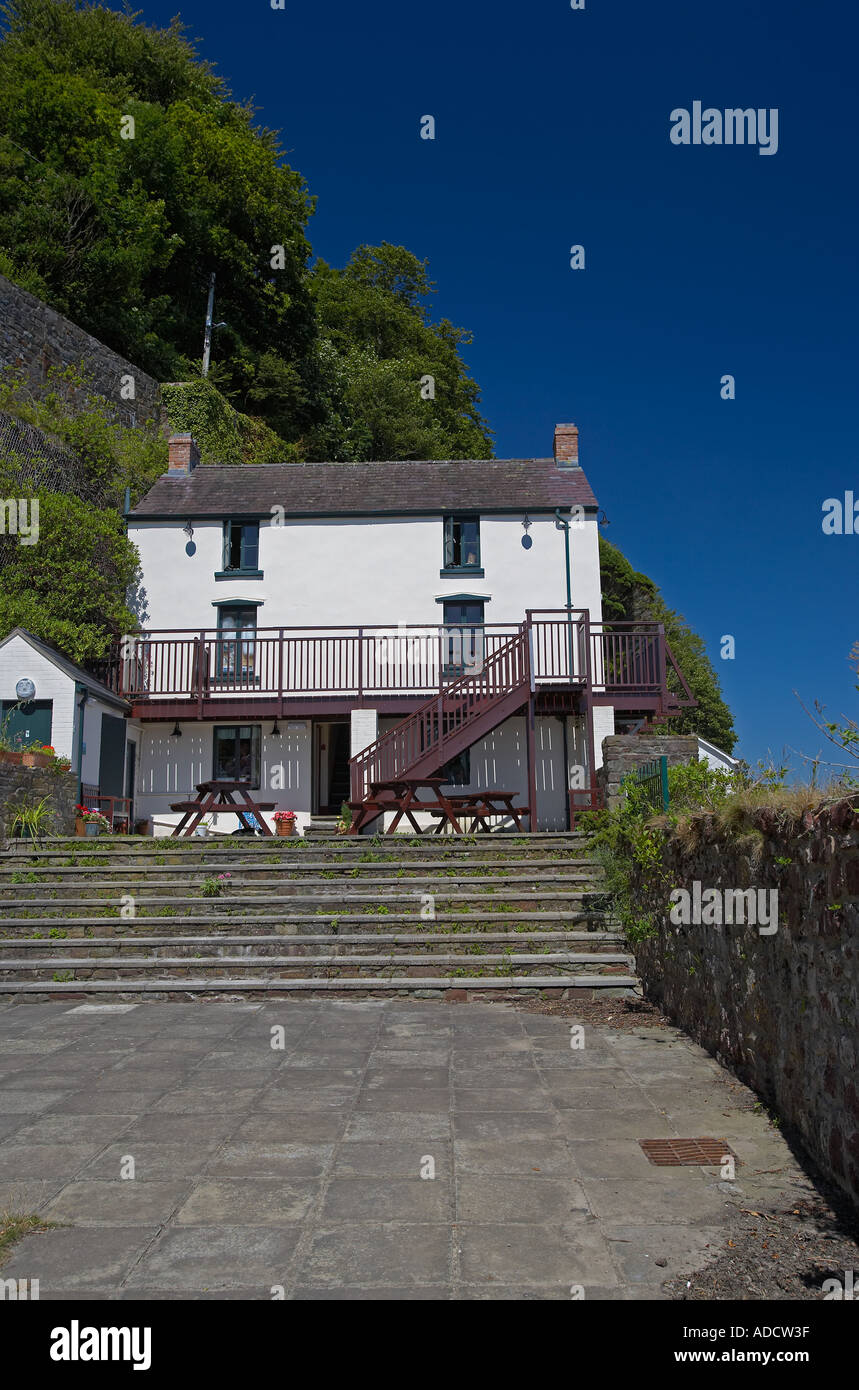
top-left (631, 756), bottom-right (670, 813)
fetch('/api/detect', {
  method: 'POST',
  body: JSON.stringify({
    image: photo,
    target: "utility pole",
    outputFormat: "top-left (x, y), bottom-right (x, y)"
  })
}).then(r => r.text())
top-left (201, 272), bottom-right (216, 377)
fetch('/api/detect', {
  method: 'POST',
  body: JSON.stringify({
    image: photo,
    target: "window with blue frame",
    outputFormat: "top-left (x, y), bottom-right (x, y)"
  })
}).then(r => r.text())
top-left (216, 605), bottom-right (258, 683)
top-left (442, 515), bottom-right (481, 573)
top-left (442, 599), bottom-right (485, 677)
top-left (221, 520), bottom-right (260, 575)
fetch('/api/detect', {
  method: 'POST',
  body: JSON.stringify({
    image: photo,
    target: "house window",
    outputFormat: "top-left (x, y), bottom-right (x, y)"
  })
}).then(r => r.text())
top-left (216, 605), bottom-right (257, 683)
top-left (222, 520), bottom-right (260, 574)
top-left (442, 599), bottom-right (485, 677)
top-left (213, 726), bottom-right (261, 787)
top-left (440, 749), bottom-right (470, 787)
top-left (443, 515), bottom-right (481, 572)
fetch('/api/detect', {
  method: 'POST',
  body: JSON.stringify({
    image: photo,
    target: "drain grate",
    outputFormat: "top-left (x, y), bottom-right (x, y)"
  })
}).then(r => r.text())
top-left (639, 1138), bottom-right (737, 1166)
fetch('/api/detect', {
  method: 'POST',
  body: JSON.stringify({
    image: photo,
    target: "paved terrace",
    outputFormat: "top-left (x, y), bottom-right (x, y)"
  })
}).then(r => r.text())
top-left (0, 1000), bottom-right (816, 1300)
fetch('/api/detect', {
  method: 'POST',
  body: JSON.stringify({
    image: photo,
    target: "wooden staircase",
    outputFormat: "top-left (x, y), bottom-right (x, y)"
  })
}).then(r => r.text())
top-left (349, 629), bottom-right (531, 811)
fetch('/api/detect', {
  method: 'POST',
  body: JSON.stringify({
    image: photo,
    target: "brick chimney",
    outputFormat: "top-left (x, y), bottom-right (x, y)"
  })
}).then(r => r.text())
top-left (553, 423), bottom-right (579, 467)
top-left (166, 433), bottom-right (200, 477)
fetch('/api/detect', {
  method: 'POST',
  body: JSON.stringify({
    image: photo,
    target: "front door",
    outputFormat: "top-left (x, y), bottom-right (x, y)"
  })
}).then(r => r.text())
top-left (1, 700), bottom-right (53, 750)
top-left (316, 722), bottom-right (350, 814)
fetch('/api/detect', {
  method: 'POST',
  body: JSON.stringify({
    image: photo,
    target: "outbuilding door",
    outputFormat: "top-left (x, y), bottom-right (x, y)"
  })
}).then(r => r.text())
top-left (98, 713), bottom-right (127, 799)
top-left (1, 700), bottom-right (53, 750)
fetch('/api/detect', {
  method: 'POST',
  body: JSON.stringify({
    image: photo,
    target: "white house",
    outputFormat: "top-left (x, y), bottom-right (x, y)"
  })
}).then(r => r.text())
top-left (98, 423), bottom-right (693, 834)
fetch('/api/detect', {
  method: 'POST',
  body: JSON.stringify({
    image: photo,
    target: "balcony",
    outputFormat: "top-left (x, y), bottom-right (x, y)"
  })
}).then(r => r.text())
top-left (92, 611), bottom-right (694, 721)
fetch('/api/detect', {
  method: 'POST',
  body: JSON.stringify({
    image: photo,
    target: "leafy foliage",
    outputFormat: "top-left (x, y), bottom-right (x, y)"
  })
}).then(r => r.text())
top-left (0, 3), bottom-right (492, 461)
top-left (160, 379), bottom-right (285, 465)
top-left (0, 488), bottom-right (140, 660)
top-left (581, 760), bottom-right (744, 942)
top-left (0, 364), bottom-right (166, 507)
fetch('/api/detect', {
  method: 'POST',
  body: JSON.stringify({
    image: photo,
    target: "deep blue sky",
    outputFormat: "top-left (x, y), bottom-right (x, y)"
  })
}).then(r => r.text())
top-left (143, 0), bottom-right (858, 774)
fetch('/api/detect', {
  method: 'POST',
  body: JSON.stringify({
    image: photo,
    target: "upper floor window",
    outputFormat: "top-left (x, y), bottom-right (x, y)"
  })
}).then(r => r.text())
top-left (221, 520), bottom-right (260, 575)
top-left (443, 515), bottom-right (481, 573)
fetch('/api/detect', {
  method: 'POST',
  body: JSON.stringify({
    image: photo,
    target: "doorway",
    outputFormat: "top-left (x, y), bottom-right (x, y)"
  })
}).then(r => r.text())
top-left (315, 721), bottom-right (351, 814)
top-left (1, 700), bottom-right (53, 750)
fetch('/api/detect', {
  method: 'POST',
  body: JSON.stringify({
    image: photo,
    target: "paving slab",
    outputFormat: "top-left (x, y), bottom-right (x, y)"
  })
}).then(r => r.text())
top-left (0, 999), bottom-right (827, 1300)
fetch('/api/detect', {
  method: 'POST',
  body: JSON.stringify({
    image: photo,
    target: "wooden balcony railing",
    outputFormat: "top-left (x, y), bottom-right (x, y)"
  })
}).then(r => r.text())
top-left (93, 613), bottom-right (694, 712)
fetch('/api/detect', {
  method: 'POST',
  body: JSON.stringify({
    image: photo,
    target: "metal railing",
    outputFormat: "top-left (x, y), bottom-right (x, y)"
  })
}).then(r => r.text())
top-left (95, 613), bottom-right (688, 707)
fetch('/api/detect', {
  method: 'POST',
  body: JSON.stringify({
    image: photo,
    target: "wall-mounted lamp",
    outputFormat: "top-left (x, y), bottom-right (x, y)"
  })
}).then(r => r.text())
top-left (521, 513), bottom-right (533, 550)
top-left (598, 510), bottom-right (610, 528)
top-left (183, 521), bottom-right (194, 541)
top-left (270, 720), bottom-right (281, 737)
top-left (170, 722), bottom-right (182, 738)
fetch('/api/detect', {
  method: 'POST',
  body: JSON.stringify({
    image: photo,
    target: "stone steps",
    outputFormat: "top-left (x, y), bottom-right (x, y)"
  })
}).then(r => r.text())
top-left (0, 930), bottom-right (624, 949)
top-left (0, 831), bottom-right (631, 998)
top-left (0, 975), bottom-right (639, 996)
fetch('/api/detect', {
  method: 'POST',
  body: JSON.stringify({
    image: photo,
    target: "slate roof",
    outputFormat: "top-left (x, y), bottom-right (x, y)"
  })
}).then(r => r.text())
top-left (129, 458), bottom-right (599, 519)
top-left (0, 628), bottom-right (129, 710)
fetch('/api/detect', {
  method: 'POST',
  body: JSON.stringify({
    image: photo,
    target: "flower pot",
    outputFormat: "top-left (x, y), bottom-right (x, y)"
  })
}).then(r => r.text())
top-left (84, 823), bottom-right (102, 837)
top-left (0, 749), bottom-right (22, 766)
top-left (276, 820), bottom-right (295, 837)
top-left (22, 752), bottom-right (51, 768)
top-left (75, 817), bottom-right (87, 837)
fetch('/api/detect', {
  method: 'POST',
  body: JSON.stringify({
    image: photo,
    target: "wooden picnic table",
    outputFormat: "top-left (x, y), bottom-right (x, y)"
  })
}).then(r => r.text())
top-left (170, 780), bottom-right (276, 838)
top-left (350, 777), bottom-right (466, 835)
top-left (432, 790), bottom-right (529, 833)
top-left (350, 778), bottom-right (528, 835)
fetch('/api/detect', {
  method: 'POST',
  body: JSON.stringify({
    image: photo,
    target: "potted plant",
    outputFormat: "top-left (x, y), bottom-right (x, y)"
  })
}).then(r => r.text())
top-left (337, 801), bottom-right (353, 835)
top-left (74, 805), bottom-right (111, 837)
top-left (274, 810), bottom-right (297, 837)
top-left (22, 742), bottom-right (55, 769)
top-left (8, 795), bottom-right (54, 843)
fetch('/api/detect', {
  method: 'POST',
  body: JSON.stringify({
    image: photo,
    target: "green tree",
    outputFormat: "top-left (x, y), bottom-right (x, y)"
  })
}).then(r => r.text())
top-left (0, 490), bottom-right (140, 660)
top-left (0, 0), bottom-right (317, 436)
top-left (307, 244), bottom-right (493, 460)
top-left (0, 6), bottom-right (493, 462)
top-left (599, 536), bottom-right (736, 751)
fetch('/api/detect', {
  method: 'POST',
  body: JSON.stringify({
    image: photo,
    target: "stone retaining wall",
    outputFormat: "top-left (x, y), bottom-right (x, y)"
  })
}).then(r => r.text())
top-left (633, 798), bottom-right (859, 1206)
top-left (0, 274), bottom-right (163, 431)
top-left (597, 734), bottom-right (699, 807)
top-left (0, 762), bottom-right (77, 837)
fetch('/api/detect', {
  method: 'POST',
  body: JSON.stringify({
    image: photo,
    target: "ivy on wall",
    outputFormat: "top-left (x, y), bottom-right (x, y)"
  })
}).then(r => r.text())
top-left (160, 379), bottom-right (288, 465)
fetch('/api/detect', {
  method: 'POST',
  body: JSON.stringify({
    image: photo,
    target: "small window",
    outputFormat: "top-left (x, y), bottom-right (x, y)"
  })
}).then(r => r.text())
top-left (213, 725), bottom-right (261, 787)
top-left (443, 515), bottom-right (480, 571)
top-left (222, 520), bottom-right (260, 573)
top-left (440, 749), bottom-right (470, 787)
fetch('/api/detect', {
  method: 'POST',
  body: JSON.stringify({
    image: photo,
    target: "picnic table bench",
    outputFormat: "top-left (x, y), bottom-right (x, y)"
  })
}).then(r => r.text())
top-left (349, 777), bottom-right (528, 835)
top-left (170, 780), bottom-right (276, 837)
top-left (429, 790), bottom-right (529, 833)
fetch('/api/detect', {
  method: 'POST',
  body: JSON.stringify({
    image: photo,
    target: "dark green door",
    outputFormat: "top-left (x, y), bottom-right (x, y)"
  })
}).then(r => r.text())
top-left (98, 714), bottom-right (127, 799)
top-left (1, 700), bottom-right (53, 750)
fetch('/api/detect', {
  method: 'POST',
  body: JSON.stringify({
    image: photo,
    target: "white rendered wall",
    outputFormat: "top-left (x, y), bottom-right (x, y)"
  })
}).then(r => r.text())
top-left (128, 512), bottom-right (604, 633)
top-left (136, 720), bottom-right (312, 835)
top-left (0, 635), bottom-right (77, 759)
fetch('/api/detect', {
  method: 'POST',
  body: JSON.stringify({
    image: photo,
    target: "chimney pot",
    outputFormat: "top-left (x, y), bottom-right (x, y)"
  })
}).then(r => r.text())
top-left (166, 433), bottom-right (200, 477)
top-left (554, 423), bottom-right (579, 467)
